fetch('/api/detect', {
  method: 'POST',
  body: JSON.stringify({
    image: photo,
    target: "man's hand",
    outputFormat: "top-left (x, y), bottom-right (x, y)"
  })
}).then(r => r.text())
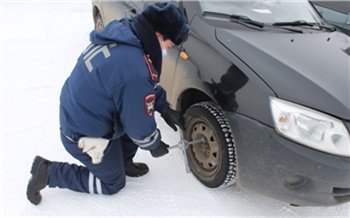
top-left (162, 108), bottom-right (185, 131)
top-left (150, 141), bottom-right (169, 158)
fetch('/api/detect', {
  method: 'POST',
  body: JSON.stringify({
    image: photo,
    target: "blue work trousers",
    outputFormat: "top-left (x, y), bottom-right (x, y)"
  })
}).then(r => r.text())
top-left (48, 132), bottom-right (138, 195)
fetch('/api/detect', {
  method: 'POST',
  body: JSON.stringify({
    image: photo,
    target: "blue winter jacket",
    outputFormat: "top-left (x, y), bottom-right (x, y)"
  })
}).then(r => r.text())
top-left (59, 18), bottom-right (169, 150)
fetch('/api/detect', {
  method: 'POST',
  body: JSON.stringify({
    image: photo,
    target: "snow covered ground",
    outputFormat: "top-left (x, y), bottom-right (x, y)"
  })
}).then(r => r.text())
top-left (1, 1), bottom-right (349, 217)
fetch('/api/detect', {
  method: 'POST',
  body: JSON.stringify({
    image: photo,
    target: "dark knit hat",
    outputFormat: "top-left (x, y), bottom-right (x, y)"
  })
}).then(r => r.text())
top-left (141, 2), bottom-right (190, 45)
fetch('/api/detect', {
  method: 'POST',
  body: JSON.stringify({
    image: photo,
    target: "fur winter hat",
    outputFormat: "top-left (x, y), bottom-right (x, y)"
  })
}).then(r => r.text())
top-left (141, 2), bottom-right (190, 45)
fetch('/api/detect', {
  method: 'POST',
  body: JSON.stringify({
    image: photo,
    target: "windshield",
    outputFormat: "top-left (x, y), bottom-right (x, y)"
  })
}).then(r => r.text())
top-left (199, 0), bottom-right (324, 25)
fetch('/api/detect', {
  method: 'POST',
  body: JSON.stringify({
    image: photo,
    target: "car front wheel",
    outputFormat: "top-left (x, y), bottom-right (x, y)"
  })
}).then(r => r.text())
top-left (184, 102), bottom-right (236, 188)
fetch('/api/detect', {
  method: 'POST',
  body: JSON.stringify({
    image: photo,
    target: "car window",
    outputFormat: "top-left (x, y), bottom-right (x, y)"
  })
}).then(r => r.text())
top-left (199, 0), bottom-right (324, 24)
top-left (313, 4), bottom-right (348, 28)
top-left (311, 1), bottom-right (350, 14)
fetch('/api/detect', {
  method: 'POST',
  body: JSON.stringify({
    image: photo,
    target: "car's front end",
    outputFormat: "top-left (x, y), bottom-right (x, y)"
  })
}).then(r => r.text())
top-left (211, 31), bottom-right (350, 205)
top-left (180, 0), bottom-right (350, 206)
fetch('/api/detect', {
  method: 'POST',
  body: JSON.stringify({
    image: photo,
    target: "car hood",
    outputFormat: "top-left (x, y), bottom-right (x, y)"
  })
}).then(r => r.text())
top-left (216, 29), bottom-right (350, 120)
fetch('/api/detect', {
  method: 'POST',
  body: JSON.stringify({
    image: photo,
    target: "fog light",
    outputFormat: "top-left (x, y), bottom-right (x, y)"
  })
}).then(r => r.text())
top-left (284, 175), bottom-right (308, 189)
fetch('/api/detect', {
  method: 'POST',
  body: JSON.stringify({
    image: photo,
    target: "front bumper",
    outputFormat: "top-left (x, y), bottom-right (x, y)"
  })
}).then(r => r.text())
top-left (225, 112), bottom-right (350, 206)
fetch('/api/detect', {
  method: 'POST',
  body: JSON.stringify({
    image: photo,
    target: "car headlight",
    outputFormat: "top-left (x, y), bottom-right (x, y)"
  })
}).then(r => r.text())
top-left (269, 97), bottom-right (350, 157)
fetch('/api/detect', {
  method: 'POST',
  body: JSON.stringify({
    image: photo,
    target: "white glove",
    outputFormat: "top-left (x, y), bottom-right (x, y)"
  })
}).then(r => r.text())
top-left (78, 137), bottom-right (109, 164)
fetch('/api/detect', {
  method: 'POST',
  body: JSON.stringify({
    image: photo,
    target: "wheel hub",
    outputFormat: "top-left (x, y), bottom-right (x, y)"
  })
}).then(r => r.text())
top-left (190, 122), bottom-right (219, 173)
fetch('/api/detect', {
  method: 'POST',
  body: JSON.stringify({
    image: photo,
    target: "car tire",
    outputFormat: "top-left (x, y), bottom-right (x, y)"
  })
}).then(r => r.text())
top-left (184, 101), bottom-right (236, 188)
top-left (94, 12), bottom-right (104, 32)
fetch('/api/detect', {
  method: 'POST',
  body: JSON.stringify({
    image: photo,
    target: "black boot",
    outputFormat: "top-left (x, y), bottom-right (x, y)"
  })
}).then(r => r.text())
top-left (125, 163), bottom-right (149, 177)
top-left (27, 156), bottom-right (52, 205)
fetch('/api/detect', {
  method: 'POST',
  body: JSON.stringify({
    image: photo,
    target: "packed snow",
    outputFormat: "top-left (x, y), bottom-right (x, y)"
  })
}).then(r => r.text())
top-left (1, 1), bottom-right (349, 217)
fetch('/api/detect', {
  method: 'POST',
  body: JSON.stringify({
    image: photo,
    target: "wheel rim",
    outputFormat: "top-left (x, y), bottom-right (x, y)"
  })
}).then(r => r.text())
top-left (188, 119), bottom-right (220, 177)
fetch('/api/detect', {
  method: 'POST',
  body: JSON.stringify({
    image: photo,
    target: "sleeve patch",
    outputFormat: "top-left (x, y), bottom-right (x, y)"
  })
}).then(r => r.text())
top-left (145, 94), bottom-right (156, 116)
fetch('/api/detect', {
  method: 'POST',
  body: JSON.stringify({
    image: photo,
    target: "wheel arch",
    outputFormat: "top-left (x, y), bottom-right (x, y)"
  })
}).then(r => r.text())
top-left (92, 5), bottom-right (100, 24)
top-left (177, 88), bottom-right (213, 113)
